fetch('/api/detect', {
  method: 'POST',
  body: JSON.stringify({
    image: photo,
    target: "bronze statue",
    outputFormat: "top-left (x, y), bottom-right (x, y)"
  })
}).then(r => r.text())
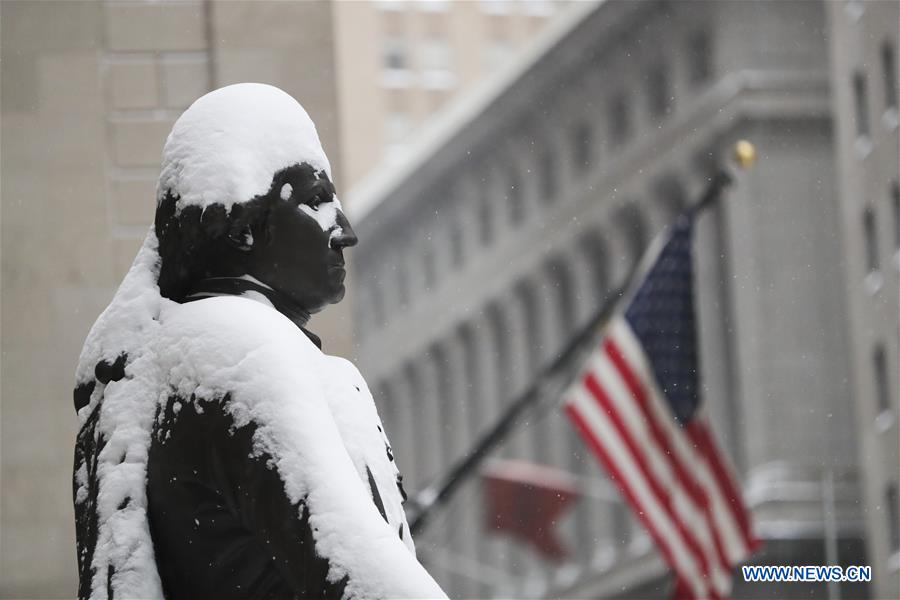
top-left (73, 83), bottom-right (445, 600)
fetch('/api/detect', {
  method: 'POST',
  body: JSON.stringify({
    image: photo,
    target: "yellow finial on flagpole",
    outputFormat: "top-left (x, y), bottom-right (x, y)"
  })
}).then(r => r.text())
top-left (732, 140), bottom-right (756, 169)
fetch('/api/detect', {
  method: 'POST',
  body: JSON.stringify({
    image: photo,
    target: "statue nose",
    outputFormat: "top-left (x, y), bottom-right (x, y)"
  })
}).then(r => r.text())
top-left (330, 210), bottom-right (358, 249)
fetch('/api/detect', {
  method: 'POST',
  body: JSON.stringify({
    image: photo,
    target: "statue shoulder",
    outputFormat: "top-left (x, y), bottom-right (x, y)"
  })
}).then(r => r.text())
top-left (157, 296), bottom-right (322, 396)
top-left (321, 354), bottom-right (367, 386)
top-left (161, 295), bottom-right (311, 350)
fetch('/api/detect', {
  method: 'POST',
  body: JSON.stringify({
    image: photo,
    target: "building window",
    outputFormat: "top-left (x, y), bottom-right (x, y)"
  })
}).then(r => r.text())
top-left (449, 218), bottom-right (464, 267)
top-left (864, 205), bottom-right (880, 272)
top-left (546, 258), bottom-right (577, 338)
top-left (647, 63), bottom-right (672, 118)
top-left (383, 36), bottom-right (408, 72)
top-left (578, 231), bottom-right (609, 298)
top-left (538, 149), bottom-right (558, 203)
top-left (853, 71), bottom-right (871, 139)
top-left (882, 41), bottom-right (898, 112)
top-left (486, 304), bottom-right (512, 399)
top-left (654, 174), bottom-right (687, 218)
top-left (688, 30), bottom-right (712, 87)
top-left (396, 256), bottom-right (410, 308)
top-left (422, 243), bottom-right (436, 290)
top-left (514, 281), bottom-right (541, 370)
top-left (887, 482), bottom-right (900, 553)
top-left (571, 120), bottom-right (593, 175)
top-left (508, 167), bottom-right (525, 224)
top-left (619, 204), bottom-right (647, 266)
top-left (892, 180), bottom-right (900, 252)
top-left (873, 343), bottom-right (890, 415)
top-left (478, 187), bottom-right (494, 245)
top-left (459, 325), bottom-right (484, 435)
top-left (609, 92), bottom-right (631, 146)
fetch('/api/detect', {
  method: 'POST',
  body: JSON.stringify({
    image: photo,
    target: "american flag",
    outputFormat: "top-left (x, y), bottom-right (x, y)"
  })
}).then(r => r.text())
top-left (563, 212), bottom-right (759, 599)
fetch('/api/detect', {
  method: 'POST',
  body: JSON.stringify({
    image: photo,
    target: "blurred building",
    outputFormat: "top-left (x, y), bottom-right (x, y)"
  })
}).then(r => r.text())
top-left (333, 0), bottom-right (570, 189)
top-left (348, 0), bottom-right (895, 597)
top-left (826, 2), bottom-right (900, 598)
top-left (1, 1), bottom-right (341, 596)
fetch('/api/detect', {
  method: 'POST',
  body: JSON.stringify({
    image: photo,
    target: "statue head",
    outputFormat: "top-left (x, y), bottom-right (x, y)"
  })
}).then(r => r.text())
top-left (154, 83), bottom-right (357, 313)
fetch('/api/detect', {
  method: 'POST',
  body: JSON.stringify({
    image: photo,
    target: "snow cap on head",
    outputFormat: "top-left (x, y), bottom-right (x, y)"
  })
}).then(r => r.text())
top-left (158, 83), bottom-right (331, 212)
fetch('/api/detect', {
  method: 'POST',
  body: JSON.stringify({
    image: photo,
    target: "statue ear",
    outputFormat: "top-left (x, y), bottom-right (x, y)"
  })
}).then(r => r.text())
top-left (225, 222), bottom-right (255, 252)
top-left (221, 199), bottom-right (268, 252)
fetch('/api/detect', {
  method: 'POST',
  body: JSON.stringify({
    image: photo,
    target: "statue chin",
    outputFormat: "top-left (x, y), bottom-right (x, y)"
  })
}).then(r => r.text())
top-left (331, 285), bottom-right (346, 305)
top-left (314, 285), bottom-right (346, 313)
top-left (292, 283), bottom-right (346, 315)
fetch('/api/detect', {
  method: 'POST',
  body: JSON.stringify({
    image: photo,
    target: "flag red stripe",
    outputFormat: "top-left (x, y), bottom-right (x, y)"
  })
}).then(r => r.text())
top-left (563, 402), bottom-right (697, 599)
top-left (581, 372), bottom-right (713, 593)
top-left (608, 319), bottom-right (752, 564)
top-left (686, 420), bottom-right (760, 551)
top-left (604, 337), bottom-right (732, 573)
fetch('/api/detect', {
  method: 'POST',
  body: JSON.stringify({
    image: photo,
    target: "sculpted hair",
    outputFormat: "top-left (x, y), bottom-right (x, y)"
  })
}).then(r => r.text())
top-left (155, 190), bottom-right (272, 301)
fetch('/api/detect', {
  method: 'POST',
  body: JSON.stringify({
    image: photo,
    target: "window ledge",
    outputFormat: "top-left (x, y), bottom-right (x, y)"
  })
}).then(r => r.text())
top-left (380, 69), bottom-right (415, 88)
top-left (420, 70), bottom-right (458, 90)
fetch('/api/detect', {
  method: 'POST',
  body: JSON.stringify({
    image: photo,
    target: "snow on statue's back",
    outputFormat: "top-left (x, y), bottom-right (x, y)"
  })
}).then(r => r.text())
top-left (72, 83), bottom-right (445, 600)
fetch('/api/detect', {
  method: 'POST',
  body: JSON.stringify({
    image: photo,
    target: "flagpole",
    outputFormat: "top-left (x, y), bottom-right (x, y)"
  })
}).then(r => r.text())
top-left (409, 278), bottom-right (625, 533)
top-left (408, 140), bottom-right (756, 535)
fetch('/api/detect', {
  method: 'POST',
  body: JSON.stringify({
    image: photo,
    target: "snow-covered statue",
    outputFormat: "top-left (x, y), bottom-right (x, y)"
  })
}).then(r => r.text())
top-left (72, 83), bottom-right (446, 600)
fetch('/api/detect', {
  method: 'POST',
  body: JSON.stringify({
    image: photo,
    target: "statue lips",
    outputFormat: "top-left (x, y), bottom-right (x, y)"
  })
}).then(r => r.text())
top-left (328, 260), bottom-right (346, 281)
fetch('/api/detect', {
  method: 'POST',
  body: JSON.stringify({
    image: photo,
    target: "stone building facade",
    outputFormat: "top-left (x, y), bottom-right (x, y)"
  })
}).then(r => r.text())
top-left (826, 1), bottom-right (900, 598)
top-left (348, 1), bottom-right (875, 597)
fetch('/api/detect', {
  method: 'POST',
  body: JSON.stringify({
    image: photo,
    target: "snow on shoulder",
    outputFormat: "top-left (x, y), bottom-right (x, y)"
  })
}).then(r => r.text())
top-left (157, 297), bottom-right (446, 599)
top-left (158, 83), bottom-right (332, 213)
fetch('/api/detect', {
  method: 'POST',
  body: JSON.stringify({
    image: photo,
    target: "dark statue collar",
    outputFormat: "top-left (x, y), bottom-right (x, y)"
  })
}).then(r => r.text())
top-left (184, 277), bottom-right (323, 349)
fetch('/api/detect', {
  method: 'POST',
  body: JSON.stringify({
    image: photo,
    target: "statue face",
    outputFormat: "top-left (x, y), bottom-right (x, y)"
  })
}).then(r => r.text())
top-left (244, 163), bottom-right (357, 312)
